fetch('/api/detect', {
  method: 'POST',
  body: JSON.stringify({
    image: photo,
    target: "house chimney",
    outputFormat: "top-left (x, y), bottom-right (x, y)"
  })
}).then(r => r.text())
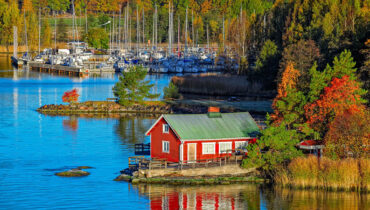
top-left (208, 107), bottom-right (220, 113)
top-left (208, 107), bottom-right (221, 118)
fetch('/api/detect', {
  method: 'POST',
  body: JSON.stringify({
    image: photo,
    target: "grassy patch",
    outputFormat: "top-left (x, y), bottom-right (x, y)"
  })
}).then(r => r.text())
top-left (276, 156), bottom-right (369, 192)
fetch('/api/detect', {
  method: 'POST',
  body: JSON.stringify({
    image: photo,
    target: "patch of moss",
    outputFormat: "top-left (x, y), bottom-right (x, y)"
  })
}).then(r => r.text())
top-left (55, 169), bottom-right (90, 177)
top-left (114, 174), bottom-right (132, 181)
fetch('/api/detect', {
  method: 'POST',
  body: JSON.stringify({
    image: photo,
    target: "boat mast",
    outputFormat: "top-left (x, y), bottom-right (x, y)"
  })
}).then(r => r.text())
top-left (155, 4), bottom-right (158, 49)
top-left (54, 11), bottom-right (56, 50)
top-left (177, 15), bottom-right (180, 58)
top-left (118, 5), bottom-right (121, 52)
top-left (142, 7), bottom-right (145, 48)
top-left (207, 24), bottom-right (209, 54)
top-left (13, 26), bottom-right (17, 58)
top-left (85, 5), bottom-right (88, 34)
top-left (112, 11), bottom-right (115, 51)
top-left (222, 16), bottom-right (225, 51)
top-left (185, 7), bottom-right (188, 58)
top-left (38, 6), bottom-right (41, 54)
top-left (136, 6), bottom-right (139, 56)
top-left (168, 1), bottom-right (171, 56)
top-left (128, 1), bottom-right (131, 51)
top-left (24, 9), bottom-right (28, 57)
top-left (192, 9), bottom-right (194, 49)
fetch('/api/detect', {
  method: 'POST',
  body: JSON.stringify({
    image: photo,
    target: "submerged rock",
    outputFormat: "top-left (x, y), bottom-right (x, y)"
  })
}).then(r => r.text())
top-left (114, 174), bottom-right (132, 181)
top-left (77, 166), bottom-right (93, 170)
top-left (55, 169), bottom-right (90, 177)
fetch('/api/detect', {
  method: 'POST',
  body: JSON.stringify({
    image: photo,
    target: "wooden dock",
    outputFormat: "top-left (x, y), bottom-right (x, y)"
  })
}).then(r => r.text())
top-left (29, 62), bottom-right (116, 77)
top-left (29, 62), bottom-right (87, 76)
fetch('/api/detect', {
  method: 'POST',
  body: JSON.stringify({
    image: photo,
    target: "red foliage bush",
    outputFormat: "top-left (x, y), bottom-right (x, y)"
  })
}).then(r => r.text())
top-left (62, 89), bottom-right (79, 104)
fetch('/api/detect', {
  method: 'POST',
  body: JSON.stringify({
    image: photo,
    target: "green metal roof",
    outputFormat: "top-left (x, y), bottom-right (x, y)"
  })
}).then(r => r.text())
top-left (163, 112), bottom-right (260, 140)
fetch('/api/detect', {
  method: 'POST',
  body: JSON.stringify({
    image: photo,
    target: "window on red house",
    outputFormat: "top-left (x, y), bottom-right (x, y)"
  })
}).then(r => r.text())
top-left (219, 142), bottom-right (232, 153)
top-left (163, 124), bottom-right (169, 133)
top-left (202, 143), bottom-right (215, 154)
top-left (162, 141), bottom-right (169, 153)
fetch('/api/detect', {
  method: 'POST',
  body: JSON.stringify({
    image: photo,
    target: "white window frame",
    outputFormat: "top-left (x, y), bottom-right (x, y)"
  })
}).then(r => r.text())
top-left (219, 142), bottom-right (232, 154)
top-left (162, 124), bottom-right (169, 133)
top-left (202, 143), bottom-right (216, 155)
top-left (235, 141), bottom-right (249, 150)
top-left (162, 141), bottom-right (170, 153)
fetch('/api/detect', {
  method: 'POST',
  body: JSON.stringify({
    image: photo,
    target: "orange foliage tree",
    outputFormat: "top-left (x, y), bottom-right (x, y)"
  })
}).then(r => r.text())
top-left (62, 89), bottom-right (80, 104)
top-left (305, 75), bottom-right (366, 134)
top-left (324, 110), bottom-right (370, 158)
top-left (271, 62), bottom-right (303, 125)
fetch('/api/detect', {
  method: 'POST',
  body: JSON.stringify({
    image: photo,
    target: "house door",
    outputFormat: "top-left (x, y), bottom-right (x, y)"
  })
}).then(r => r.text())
top-left (188, 143), bottom-right (197, 162)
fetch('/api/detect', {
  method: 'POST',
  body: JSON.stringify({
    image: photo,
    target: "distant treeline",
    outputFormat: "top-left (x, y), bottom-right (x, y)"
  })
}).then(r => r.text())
top-left (1, 1), bottom-right (368, 92)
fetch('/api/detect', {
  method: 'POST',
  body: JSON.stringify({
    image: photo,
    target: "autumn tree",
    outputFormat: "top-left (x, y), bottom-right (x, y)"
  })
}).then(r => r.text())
top-left (0, 1), bottom-right (20, 51)
top-left (62, 89), bottom-right (80, 104)
top-left (279, 40), bottom-right (321, 92)
top-left (305, 75), bottom-right (366, 136)
top-left (272, 62), bottom-right (304, 125)
top-left (42, 17), bottom-right (51, 47)
top-left (324, 110), bottom-right (370, 159)
top-left (85, 27), bottom-right (108, 49)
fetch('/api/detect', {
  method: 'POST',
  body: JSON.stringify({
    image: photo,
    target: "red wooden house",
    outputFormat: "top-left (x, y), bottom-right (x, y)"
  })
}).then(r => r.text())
top-left (145, 108), bottom-right (260, 163)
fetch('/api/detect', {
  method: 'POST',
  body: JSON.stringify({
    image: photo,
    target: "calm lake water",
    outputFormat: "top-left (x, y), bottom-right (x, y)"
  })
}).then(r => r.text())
top-left (0, 56), bottom-right (368, 209)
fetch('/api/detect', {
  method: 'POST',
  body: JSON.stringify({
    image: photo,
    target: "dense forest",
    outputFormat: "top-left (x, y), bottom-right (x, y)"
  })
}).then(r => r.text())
top-left (0, 0), bottom-right (368, 96)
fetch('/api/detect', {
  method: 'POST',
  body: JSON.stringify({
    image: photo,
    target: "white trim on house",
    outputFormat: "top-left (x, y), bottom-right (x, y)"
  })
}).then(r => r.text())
top-left (183, 137), bottom-right (255, 141)
top-left (145, 115), bottom-right (164, 135)
top-left (162, 141), bottom-right (170, 153)
top-left (145, 116), bottom-right (183, 140)
top-left (163, 124), bottom-right (169, 133)
top-left (202, 142), bottom-right (216, 155)
top-left (219, 142), bottom-right (232, 154)
top-left (179, 143), bottom-right (184, 162)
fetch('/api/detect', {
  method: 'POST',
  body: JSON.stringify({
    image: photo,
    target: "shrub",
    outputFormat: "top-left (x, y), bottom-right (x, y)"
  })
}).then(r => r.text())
top-left (62, 89), bottom-right (79, 104)
top-left (163, 82), bottom-right (180, 99)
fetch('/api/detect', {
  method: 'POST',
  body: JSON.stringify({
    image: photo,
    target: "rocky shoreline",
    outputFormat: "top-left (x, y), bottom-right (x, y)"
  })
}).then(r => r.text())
top-left (37, 101), bottom-right (242, 115)
top-left (114, 174), bottom-right (266, 185)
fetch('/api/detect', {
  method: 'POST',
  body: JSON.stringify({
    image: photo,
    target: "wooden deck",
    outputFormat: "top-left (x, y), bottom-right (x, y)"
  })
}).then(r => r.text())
top-left (29, 62), bottom-right (86, 76)
top-left (128, 151), bottom-right (245, 171)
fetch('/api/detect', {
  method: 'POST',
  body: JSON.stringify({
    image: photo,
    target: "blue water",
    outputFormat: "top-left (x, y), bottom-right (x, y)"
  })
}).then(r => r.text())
top-left (0, 66), bottom-right (367, 209)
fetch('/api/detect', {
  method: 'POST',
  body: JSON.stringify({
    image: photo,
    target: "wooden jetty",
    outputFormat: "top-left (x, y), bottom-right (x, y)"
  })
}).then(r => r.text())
top-left (29, 62), bottom-right (115, 77)
top-left (128, 148), bottom-right (245, 171)
top-left (29, 62), bottom-right (87, 76)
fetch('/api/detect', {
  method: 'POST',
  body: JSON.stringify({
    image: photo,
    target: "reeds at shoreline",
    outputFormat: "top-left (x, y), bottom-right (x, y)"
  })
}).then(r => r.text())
top-left (275, 156), bottom-right (369, 192)
top-left (171, 74), bottom-right (272, 97)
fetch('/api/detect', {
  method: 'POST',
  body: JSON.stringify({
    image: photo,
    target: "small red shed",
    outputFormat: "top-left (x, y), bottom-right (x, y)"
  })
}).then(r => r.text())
top-left (145, 110), bottom-right (260, 163)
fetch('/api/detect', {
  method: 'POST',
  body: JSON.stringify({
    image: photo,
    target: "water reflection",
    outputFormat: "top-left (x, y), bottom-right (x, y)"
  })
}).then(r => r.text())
top-left (131, 183), bottom-right (369, 210)
top-left (133, 184), bottom-right (259, 210)
top-left (115, 115), bottom-right (157, 147)
top-left (261, 187), bottom-right (369, 210)
top-left (63, 116), bottom-right (78, 132)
